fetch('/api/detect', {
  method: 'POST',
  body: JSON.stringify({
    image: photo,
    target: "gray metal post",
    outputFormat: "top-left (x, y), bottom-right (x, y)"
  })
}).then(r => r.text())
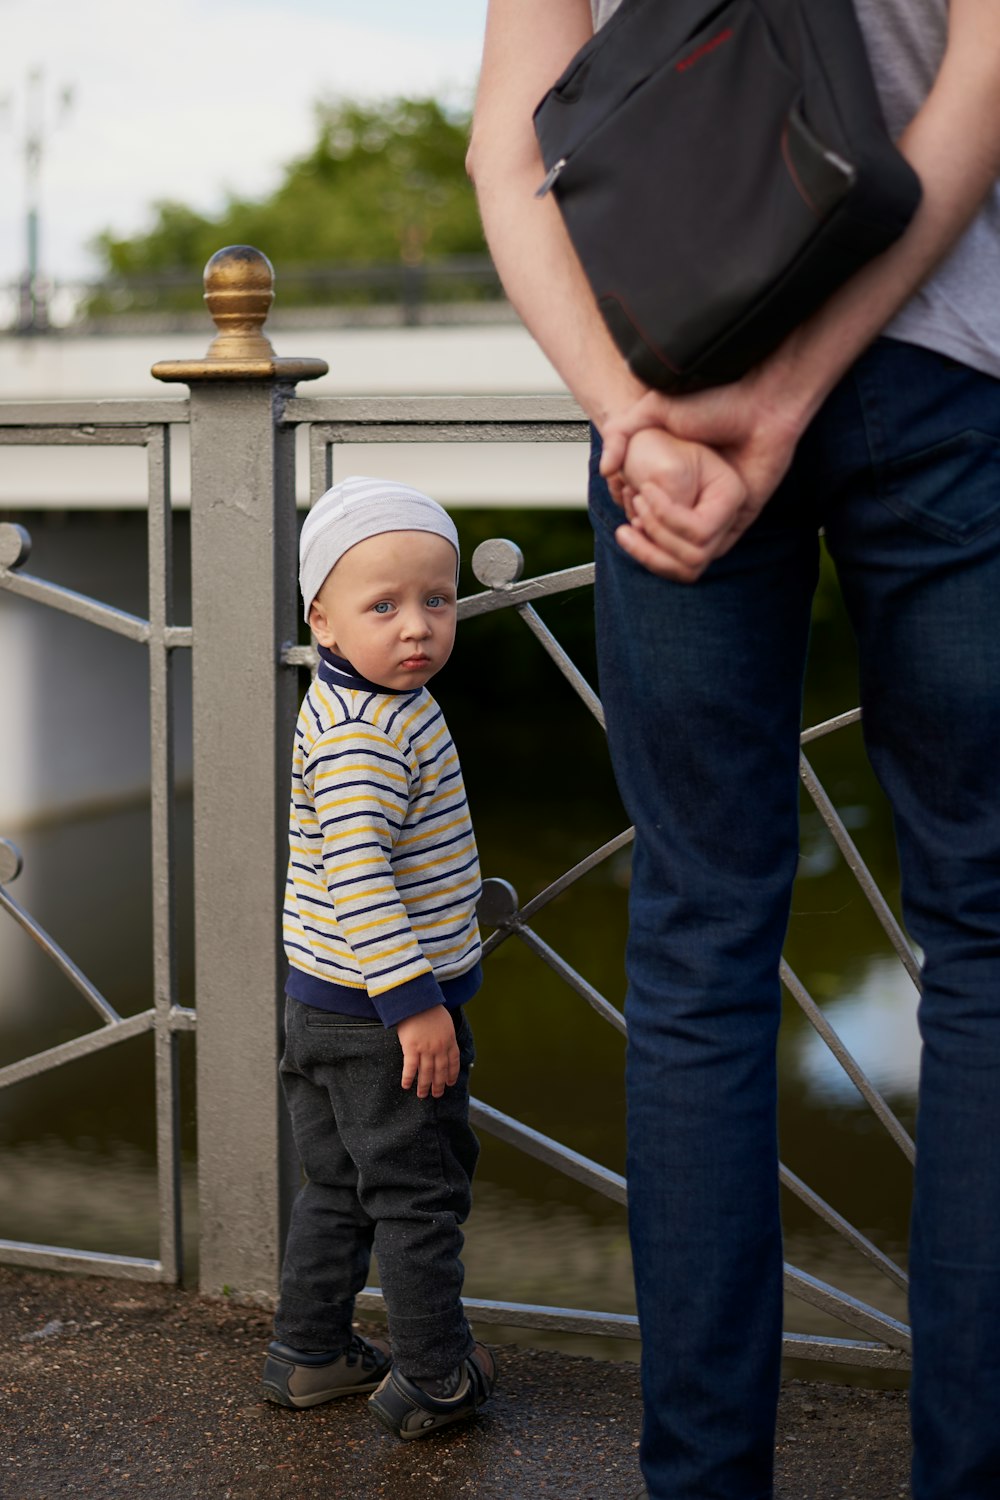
top-left (153, 246), bottom-right (327, 1299)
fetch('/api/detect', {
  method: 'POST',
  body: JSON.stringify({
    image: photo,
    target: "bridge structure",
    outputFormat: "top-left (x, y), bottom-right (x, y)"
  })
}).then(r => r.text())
top-left (0, 246), bottom-right (916, 1374)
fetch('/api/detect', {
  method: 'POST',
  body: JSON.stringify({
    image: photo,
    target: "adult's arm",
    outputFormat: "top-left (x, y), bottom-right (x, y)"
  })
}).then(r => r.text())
top-left (468, 0), bottom-right (643, 428)
top-left (600, 0), bottom-right (1000, 578)
top-left (467, 0), bottom-right (748, 538)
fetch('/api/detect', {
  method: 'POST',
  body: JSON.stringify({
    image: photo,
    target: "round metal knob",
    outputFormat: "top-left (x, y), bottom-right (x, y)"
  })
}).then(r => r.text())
top-left (0, 523), bottom-right (32, 570)
top-left (477, 877), bottom-right (520, 927)
top-left (0, 840), bottom-right (23, 884)
top-left (472, 539), bottom-right (524, 589)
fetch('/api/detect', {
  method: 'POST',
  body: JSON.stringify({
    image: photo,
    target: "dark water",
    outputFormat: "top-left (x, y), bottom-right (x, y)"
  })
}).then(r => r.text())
top-left (0, 509), bottom-right (917, 1373)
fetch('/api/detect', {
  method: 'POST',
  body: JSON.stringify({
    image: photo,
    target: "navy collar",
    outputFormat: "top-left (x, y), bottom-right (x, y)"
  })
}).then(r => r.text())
top-left (316, 646), bottom-right (418, 697)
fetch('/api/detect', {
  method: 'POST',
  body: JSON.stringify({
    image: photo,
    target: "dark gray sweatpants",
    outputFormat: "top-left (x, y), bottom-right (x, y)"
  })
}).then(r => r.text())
top-left (274, 998), bottom-right (478, 1380)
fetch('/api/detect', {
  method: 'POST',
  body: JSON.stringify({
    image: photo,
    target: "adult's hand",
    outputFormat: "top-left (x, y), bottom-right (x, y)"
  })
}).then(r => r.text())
top-left (611, 426), bottom-right (749, 582)
top-left (602, 369), bottom-right (809, 575)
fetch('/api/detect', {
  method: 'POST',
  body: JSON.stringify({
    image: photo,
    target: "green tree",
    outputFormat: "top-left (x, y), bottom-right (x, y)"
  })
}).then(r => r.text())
top-left (88, 98), bottom-right (493, 315)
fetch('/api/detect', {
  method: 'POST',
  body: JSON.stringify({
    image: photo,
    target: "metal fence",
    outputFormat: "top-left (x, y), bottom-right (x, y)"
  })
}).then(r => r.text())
top-left (0, 248), bottom-right (913, 1371)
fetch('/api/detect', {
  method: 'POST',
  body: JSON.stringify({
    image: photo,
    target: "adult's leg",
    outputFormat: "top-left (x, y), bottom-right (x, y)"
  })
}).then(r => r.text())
top-left (590, 445), bottom-right (820, 1500)
top-left (823, 340), bottom-right (1000, 1500)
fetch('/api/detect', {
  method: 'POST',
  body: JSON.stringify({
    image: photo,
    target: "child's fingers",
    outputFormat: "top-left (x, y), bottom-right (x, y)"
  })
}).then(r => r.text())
top-left (400, 1046), bottom-right (418, 1091)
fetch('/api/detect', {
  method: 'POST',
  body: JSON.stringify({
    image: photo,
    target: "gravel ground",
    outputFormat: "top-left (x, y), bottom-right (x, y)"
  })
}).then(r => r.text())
top-left (1, 1267), bottom-right (911, 1499)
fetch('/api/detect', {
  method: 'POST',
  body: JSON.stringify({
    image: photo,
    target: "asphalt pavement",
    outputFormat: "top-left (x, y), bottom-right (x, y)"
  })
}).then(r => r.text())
top-left (1, 1266), bottom-right (911, 1498)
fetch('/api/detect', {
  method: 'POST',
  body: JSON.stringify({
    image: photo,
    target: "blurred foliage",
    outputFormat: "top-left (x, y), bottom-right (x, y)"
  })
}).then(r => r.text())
top-left (86, 98), bottom-right (494, 316)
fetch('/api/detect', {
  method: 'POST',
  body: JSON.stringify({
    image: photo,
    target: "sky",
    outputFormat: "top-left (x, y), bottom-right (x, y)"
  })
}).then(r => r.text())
top-left (0, 0), bottom-right (490, 285)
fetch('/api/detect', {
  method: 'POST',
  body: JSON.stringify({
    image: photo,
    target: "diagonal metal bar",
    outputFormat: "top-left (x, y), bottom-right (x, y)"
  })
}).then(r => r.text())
top-left (780, 1164), bottom-right (909, 1292)
top-left (458, 563), bottom-right (596, 621)
top-left (800, 708), bottom-right (863, 745)
top-left (518, 828), bottom-right (634, 925)
top-left (481, 830), bottom-right (634, 961)
top-left (0, 884), bottom-right (120, 1026)
top-left (782, 961), bottom-right (916, 1163)
top-left (470, 1097), bottom-right (626, 1206)
top-left (515, 926), bottom-right (628, 1037)
top-left (784, 1263), bottom-right (911, 1351)
top-left (799, 750), bottom-right (921, 987)
top-left (0, 1010), bottom-right (155, 1091)
top-left (0, 568), bottom-right (150, 643)
top-left (516, 602), bottom-right (605, 727)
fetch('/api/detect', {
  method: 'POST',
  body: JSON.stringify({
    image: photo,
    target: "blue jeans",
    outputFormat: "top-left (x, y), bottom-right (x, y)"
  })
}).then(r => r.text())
top-left (589, 338), bottom-right (1000, 1500)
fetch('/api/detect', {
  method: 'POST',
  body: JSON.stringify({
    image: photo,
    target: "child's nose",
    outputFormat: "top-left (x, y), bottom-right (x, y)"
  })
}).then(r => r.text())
top-left (400, 607), bottom-right (431, 639)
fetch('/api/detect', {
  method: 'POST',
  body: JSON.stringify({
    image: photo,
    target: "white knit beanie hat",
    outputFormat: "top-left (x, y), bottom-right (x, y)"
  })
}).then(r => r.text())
top-left (299, 476), bottom-right (460, 622)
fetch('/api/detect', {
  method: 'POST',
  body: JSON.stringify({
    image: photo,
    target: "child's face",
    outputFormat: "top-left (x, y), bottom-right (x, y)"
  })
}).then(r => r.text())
top-left (308, 530), bottom-right (458, 691)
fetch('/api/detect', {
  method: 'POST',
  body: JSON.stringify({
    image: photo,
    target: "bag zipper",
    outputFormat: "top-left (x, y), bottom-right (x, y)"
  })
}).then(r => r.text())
top-left (535, 158), bottom-right (567, 198)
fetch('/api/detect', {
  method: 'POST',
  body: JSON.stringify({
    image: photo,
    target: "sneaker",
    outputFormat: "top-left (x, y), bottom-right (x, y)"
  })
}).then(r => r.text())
top-left (262, 1333), bottom-right (391, 1409)
top-left (368, 1343), bottom-right (496, 1440)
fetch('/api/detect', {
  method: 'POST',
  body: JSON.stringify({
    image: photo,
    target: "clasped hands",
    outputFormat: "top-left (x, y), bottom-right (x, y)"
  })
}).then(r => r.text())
top-left (599, 374), bottom-right (805, 582)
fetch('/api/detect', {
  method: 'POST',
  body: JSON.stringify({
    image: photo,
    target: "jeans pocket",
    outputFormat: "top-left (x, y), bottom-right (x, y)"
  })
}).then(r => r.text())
top-left (304, 1010), bottom-right (382, 1028)
top-left (878, 430), bottom-right (1000, 546)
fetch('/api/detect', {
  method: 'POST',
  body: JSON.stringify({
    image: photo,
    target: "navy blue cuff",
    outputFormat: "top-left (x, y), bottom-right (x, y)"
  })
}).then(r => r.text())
top-left (373, 970), bottom-right (446, 1027)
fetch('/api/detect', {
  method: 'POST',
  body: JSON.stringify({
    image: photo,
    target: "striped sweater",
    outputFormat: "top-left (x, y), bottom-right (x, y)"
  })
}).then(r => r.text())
top-left (283, 648), bottom-right (483, 1025)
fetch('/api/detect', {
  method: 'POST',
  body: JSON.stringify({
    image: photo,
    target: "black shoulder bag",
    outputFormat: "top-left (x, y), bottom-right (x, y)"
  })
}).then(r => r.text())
top-left (533, 0), bottom-right (922, 393)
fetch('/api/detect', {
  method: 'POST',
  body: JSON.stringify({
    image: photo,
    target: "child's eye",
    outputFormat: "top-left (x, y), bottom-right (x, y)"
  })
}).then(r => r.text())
top-left (426, 594), bottom-right (448, 609)
top-left (372, 601), bottom-right (393, 615)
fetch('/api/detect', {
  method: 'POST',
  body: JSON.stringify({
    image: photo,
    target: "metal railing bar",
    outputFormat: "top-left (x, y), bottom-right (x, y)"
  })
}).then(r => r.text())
top-left (309, 422), bottom-right (333, 501)
top-left (781, 1332), bottom-right (910, 1371)
top-left (514, 926), bottom-right (628, 1037)
top-left (470, 1097), bottom-right (627, 1206)
top-left (781, 961), bottom-right (916, 1163)
top-left (286, 394), bottom-right (586, 426)
top-left (0, 425), bottom-right (163, 450)
top-left (0, 568), bottom-right (150, 643)
top-left (170, 1006), bottom-right (197, 1031)
top-left (458, 563), bottom-right (596, 621)
top-left (279, 564), bottom-right (598, 652)
top-left (147, 425), bottom-right (183, 1285)
top-left (0, 1241), bottom-right (166, 1281)
top-left (784, 1263), bottom-right (912, 1351)
top-left (355, 1291), bottom-right (910, 1366)
top-left (799, 751), bottom-right (921, 987)
top-left (0, 400), bottom-right (190, 427)
top-left (165, 626), bottom-right (193, 650)
top-left (281, 644), bottom-right (317, 670)
top-left (0, 1010), bottom-right (155, 1091)
top-left (517, 602), bottom-right (606, 727)
top-left (0, 885), bottom-right (120, 1026)
top-left (779, 1164), bottom-right (909, 1292)
top-left (800, 707), bottom-right (863, 745)
top-left (308, 421), bottom-right (587, 447)
top-left (355, 1288), bottom-right (640, 1339)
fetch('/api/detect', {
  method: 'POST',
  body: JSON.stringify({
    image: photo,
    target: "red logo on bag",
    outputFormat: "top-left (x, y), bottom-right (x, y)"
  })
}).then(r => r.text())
top-left (675, 26), bottom-right (734, 72)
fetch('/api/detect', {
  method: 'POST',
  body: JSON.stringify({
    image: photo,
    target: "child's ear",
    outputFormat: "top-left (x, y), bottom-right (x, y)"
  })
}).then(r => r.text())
top-left (308, 599), bottom-right (337, 650)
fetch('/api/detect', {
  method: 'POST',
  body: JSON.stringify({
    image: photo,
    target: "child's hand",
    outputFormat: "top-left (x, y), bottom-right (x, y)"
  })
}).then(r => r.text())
top-left (396, 1005), bottom-right (461, 1099)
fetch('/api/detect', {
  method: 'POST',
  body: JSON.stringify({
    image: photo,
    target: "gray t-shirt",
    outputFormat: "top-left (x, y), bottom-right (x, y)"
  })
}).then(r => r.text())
top-left (588, 0), bottom-right (1000, 380)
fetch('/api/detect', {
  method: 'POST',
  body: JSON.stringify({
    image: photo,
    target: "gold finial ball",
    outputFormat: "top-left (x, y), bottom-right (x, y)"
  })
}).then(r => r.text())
top-left (202, 245), bottom-right (276, 358)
